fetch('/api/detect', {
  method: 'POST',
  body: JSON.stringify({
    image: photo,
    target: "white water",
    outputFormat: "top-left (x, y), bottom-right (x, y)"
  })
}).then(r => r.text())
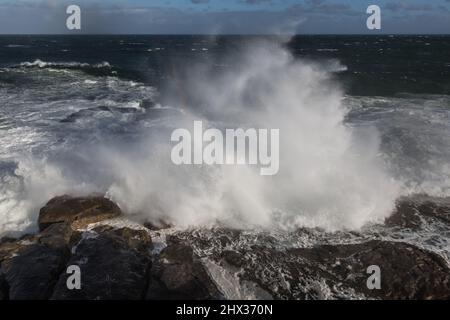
top-left (106, 41), bottom-right (401, 231)
top-left (2, 40), bottom-right (448, 236)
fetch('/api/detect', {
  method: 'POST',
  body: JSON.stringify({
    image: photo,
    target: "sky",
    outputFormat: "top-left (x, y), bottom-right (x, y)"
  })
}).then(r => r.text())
top-left (0, 0), bottom-right (449, 34)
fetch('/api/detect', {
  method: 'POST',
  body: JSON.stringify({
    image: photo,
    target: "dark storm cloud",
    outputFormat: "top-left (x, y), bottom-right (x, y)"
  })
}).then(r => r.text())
top-left (385, 1), bottom-right (434, 12)
top-left (0, 0), bottom-right (448, 34)
top-left (241, 0), bottom-right (273, 4)
top-left (190, 0), bottom-right (210, 4)
top-left (290, 1), bottom-right (358, 16)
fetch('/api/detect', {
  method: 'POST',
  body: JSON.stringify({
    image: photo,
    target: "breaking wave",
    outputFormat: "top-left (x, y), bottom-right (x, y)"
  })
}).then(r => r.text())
top-left (19, 59), bottom-right (112, 70)
top-left (1, 40), bottom-right (448, 236)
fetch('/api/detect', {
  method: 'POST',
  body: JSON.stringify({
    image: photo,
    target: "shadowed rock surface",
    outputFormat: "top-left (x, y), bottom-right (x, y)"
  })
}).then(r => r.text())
top-left (2, 244), bottom-right (68, 300)
top-left (51, 225), bottom-right (152, 300)
top-left (0, 195), bottom-right (449, 300)
top-left (0, 222), bottom-right (77, 300)
top-left (170, 233), bottom-right (450, 300)
top-left (0, 272), bottom-right (7, 300)
top-left (146, 237), bottom-right (223, 300)
top-left (385, 195), bottom-right (450, 230)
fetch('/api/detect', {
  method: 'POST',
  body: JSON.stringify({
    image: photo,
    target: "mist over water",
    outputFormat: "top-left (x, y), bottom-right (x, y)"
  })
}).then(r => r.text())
top-left (0, 36), bottom-right (449, 236)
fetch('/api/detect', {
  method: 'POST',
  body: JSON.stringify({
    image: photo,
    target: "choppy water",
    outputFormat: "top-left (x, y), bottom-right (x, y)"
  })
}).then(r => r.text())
top-left (0, 36), bottom-right (449, 242)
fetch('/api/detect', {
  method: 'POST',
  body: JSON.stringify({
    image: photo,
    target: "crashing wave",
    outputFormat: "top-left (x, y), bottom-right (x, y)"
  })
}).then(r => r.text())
top-left (19, 59), bottom-right (112, 70)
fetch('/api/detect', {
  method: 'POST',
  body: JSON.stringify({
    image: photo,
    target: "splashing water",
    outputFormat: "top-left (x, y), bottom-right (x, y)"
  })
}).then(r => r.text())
top-left (0, 39), bottom-right (409, 235)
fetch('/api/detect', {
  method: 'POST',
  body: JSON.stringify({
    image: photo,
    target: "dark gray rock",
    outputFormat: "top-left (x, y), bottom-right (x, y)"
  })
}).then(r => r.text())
top-left (143, 220), bottom-right (172, 231)
top-left (51, 226), bottom-right (152, 300)
top-left (38, 195), bottom-right (121, 231)
top-left (0, 222), bottom-right (78, 300)
top-left (291, 240), bottom-right (450, 299)
top-left (386, 196), bottom-right (450, 229)
top-left (169, 228), bottom-right (450, 300)
top-left (0, 272), bottom-right (8, 300)
top-left (0, 237), bottom-right (16, 245)
top-left (1, 244), bottom-right (68, 300)
top-left (228, 240), bottom-right (450, 300)
top-left (147, 239), bottom-right (223, 300)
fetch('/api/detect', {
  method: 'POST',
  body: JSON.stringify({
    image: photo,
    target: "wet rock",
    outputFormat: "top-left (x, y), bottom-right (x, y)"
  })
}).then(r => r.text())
top-left (51, 226), bottom-right (152, 300)
top-left (386, 196), bottom-right (450, 229)
top-left (38, 195), bottom-right (121, 231)
top-left (3, 193), bottom-right (450, 301)
top-left (0, 222), bottom-right (76, 263)
top-left (147, 241), bottom-right (223, 300)
top-left (222, 250), bottom-right (246, 268)
top-left (310, 240), bottom-right (450, 300)
top-left (385, 200), bottom-right (423, 229)
top-left (235, 240), bottom-right (450, 299)
top-left (170, 228), bottom-right (450, 300)
top-left (1, 244), bottom-right (69, 300)
top-left (143, 220), bottom-right (172, 231)
top-left (0, 273), bottom-right (8, 300)
top-left (0, 239), bottom-right (29, 264)
top-left (0, 237), bottom-right (16, 245)
top-left (0, 221), bottom-right (77, 300)
top-left (38, 222), bottom-right (78, 250)
top-left (417, 199), bottom-right (450, 224)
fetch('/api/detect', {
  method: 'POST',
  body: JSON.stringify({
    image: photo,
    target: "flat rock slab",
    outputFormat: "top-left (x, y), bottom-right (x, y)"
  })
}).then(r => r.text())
top-left (38, 195), bottom-right (121, 231)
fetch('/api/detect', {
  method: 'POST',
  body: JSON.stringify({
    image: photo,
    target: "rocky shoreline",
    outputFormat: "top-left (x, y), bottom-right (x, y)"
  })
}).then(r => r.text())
top-left (0, 195), bottom-right (449, 300)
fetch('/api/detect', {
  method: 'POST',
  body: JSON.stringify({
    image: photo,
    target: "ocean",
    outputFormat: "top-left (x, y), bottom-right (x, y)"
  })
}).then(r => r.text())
top-left (0, 35), bottom-right (449, 243)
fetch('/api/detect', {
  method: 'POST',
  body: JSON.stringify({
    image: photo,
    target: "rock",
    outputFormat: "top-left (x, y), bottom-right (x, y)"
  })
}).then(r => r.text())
top-left (386, 196), bottom-right (450, 229)
top-left (169, 228), bottom-right (450, 300)
top-left (237, 240), bottom-right (450, 299)
top-left (222, 250), bottom-right (246, 268)
top-left (0, 239), bottom-right (29, 264)
top-left (0, 237), bottom-right (16, 245)
top-left (38, 195), bottom-right (121, 231)
top-left (0, 273), bottom-right (8, 300)
top-left (143, 220), bottom-right (172, 231)
top-left (1, 244), bottom-right (69, 300)
top-left (3, 193), bottom-right (449, 300)
top-left (51, 226), bottom-right (151, 300)
top-left (0, 221), bottom-right (79, 300)
top-left (0, 222), bottom-right (76, 263)
top-left (385, 200), bottom-right (423, 230)
top-left (416, 198), bottom-right (450, 224)
top-left (38, 222), bottom-right (78, 250)
top-left (147, 240), bottom-right (223, 300)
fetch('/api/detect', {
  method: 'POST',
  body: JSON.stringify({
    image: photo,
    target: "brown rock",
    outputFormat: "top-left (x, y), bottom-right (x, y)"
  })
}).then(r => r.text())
top-left (38, 195), bottom-right (121, 231)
